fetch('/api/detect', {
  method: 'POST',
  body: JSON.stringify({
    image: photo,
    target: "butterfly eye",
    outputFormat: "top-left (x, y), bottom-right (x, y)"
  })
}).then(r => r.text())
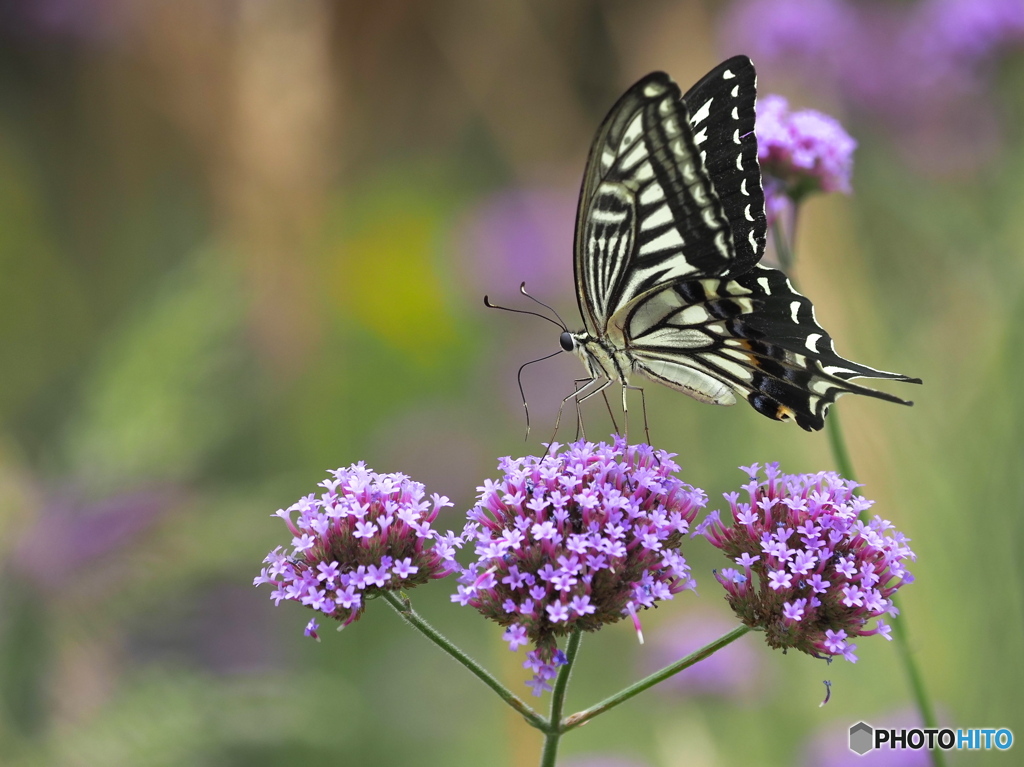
top-left (559, 332), bottom-right (575, 352)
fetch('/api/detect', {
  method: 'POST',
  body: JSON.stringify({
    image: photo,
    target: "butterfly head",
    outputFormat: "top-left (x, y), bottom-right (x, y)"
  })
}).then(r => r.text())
top-left (563, 329), bottom-right (630, 385)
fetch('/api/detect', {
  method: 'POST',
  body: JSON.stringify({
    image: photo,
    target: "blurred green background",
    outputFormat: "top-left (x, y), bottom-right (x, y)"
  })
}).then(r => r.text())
top-left (0, 1), bottom-right (1021, 765)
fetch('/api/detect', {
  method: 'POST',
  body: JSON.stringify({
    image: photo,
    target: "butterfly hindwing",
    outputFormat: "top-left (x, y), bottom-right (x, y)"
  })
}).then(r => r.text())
top-left (574, 59), bottom-right (762, 335)
top-left (619, 265), bottom-right (921, 431)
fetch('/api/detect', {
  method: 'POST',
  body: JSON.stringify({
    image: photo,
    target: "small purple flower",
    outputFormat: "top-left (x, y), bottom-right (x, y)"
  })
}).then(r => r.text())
top-left (767, 569), bottom-right (793, 590)
top-left (256, 464), bottom-right (459, 631)
top-left (570, 595), bottom-right (595, 616)
top-left (304, 619), bottom-right (320, 641)
top-left (783, 598), bottom-right (807, 623)
top-left (454, 437), bottom-right (706, 694)
top-left (757, 95), bottom-right (856, 211)
top-left (504, 624), bottom-right (530, 651)
top-left (392, 557), bottom-right (418, 578)
top-left (700, 464), bottom-right (915, 663)
top-left (546, 602), bottom-right (571, 623)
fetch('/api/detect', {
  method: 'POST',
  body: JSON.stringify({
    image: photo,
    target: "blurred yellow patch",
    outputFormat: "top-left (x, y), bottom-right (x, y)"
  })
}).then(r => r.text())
top-left (330, 200), bottom-right (457, 367)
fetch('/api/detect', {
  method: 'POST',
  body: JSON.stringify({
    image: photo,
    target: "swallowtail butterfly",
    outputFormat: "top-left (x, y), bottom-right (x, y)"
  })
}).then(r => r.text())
top-left (557, 56), bottom-right (920, 432)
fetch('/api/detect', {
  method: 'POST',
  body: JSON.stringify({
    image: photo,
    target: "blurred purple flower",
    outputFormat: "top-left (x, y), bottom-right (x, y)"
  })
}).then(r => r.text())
top-left (127, 583), bottom-right (288, 675)
top-left (802, 708), bottom-right (934, 766)
top-left (452, 185), bottom-right (576, 300)
top-left (728, 0), bottom-right (1023, 102)
top-left (756, 94), bottom-right (856, 225)
top-left (725, 0), bottom-right (1023, 173)
top-left (0, 0), bottom-right (130, 43)
top-left (642, 610), bottom-right (763, 699)
top-left (454, 438), bottom-right (705, 695)
top-left (913, 0), bottom-right (1024, 66)
top-left (455, 185), bottom-right (583, 429)
top-left (722, 0), bottom-right (861, 81)
top-left (9, 486), bottom-right (178, 594)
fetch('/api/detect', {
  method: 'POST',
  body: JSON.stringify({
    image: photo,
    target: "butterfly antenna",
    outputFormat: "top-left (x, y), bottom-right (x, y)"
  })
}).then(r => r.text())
top-left (517, 350), bottom-right (564, 440)
top-left (483, 295), bottom-right (565, 331)
top-left (519, 283), bottom-right (569, 330)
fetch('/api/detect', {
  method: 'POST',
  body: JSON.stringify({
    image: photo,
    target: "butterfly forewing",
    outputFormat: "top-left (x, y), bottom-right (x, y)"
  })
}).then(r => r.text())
top-left (574, 59), bottom-right (762, 335)
top-left (681, 56), bottom-right (766, 277)
top-left (621, 265), bottom-right (921, 431)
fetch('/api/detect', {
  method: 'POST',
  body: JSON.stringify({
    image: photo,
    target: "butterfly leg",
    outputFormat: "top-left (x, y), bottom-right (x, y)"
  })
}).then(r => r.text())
top-left (552, 376), bottom-right (612, 446)
top-left (621, 383), bottom-right (651, 445)
top-left (601, 390), bottom-right (621, 436)
top-left (551, 377), bottom-right (600, 448)
top-left (574, 378), bottom-right (614, 442)
top-left (572, 379), bottom-right (585, 441)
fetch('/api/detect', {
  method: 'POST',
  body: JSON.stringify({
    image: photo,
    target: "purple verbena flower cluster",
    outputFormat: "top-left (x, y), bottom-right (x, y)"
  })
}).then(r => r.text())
top-left (453, 437), bottom-right (705, 695)
top-left (255, 463), bottom-right (460, 632)
top-left (756, 94), bottom-right (856, 211)
top-left (697, 463), bottom-right (915, 663)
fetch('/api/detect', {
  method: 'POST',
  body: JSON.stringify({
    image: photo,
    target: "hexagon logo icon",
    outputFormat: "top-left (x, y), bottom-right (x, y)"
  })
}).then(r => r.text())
top-left (849, 721), bottom-right (874, 755)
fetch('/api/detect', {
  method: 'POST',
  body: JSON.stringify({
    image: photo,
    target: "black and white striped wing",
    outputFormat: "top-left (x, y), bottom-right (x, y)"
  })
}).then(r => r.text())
top-left (619, 266), bottom-right (922, 431)
top-left (681, 57), bottom-right (766, 275)
top-left (573, 57), bottom-right (764, 336)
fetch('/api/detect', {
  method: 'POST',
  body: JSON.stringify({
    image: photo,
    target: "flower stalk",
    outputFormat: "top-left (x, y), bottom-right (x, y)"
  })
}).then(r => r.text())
top-left (539, 629), bottom-right (583, 767)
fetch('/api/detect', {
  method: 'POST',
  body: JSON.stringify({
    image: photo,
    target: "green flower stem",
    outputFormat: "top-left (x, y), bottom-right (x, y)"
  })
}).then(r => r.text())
top-left (381, 591), bottom-right (547, 731)
top-left (889, 593), bottom-right (945, 767)
top-left (771, 211), bottom-right (795, 272)
top-left (826, 411), bottom-right (946, 767)
top-left (539, 629), bottom-right (583, 767)
top-left (561, 625), bottom-right (751, 732)
top-left (773, 213), bottom-right (944, 767)
top-left (825, 405), bottom-right (857, 482)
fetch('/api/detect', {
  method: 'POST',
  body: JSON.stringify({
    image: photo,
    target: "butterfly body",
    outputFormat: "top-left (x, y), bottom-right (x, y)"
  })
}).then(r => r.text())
top-left (562, 56), bottom-right (920, 432)
top-left (564, 303), bottom-right (739, 409)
